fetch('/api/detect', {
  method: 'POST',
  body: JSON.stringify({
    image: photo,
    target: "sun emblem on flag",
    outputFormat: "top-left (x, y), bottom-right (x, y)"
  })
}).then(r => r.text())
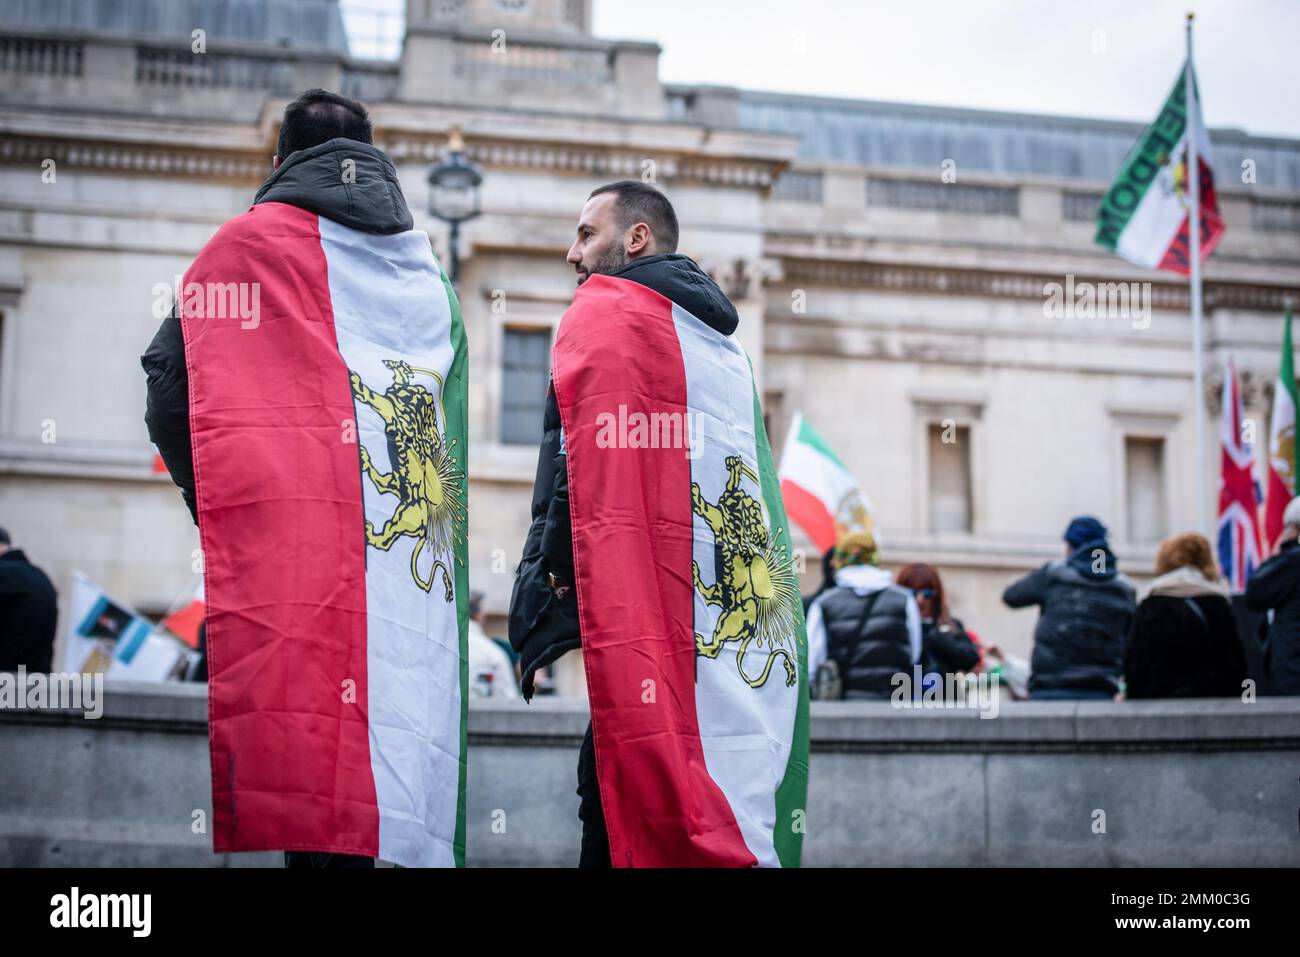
top-left (691, 454), bottom-right (800, 688)
top-left (1156, 145), bottom-right (1190, 209)
top-left (350, 360), bottom-right (465, 601)
top-left (1274, 424), bottom-right (1296, 490)
top-left (834, 489), bottom-right (873, 540)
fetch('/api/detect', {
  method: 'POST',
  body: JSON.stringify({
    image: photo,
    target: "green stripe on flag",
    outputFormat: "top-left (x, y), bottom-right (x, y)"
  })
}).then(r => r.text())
top-left (438, 263), bottom-right (470, 869)
top-left (755, 380), bottom-right (810, 867)
top-left (1285, 308), bottom-right (1299, 488)
top-left (1095, 67), bottom-right (1188, 252)
top-left (797, 414), bottom-right (848, 473)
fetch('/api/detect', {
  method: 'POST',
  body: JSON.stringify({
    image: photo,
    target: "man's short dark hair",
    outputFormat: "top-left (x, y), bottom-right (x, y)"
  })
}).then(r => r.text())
top-left (0, 526), bottom-right (9, 546)
top-left (589, 180), bottom-right (679, 254)
top-left (277, 89), bottom-right (373, 160)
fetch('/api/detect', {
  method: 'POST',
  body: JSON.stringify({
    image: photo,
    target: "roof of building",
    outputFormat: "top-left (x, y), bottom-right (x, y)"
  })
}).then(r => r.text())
top-left (0, 0), bottom-right (350, 53)
top-left (735, 88), bottom-right (1300, 190)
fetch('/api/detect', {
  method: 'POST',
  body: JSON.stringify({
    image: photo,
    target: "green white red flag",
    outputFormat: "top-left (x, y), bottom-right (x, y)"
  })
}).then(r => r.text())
top-left (778, 411), bottom-right (874, 552)
top-left (1095, 59), bottom-right (1225, 275)
top-left (1263, 308), bottom-right (1299, 551)
top-left (552, 275), bottom-right (809, 867)
top-left (182, 201), bottom-right (469, 867)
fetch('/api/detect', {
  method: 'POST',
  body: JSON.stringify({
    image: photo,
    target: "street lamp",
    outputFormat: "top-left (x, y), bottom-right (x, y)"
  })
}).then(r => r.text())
top-left (426, 127), bottom-right (482, 287)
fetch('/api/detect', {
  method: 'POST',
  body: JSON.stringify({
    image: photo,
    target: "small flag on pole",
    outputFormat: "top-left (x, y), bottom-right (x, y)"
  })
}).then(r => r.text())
top-left (1263, 308), bottom-right (1299, 553)
top-left (1095, 58), bottom-right (1225, 275)
top-left (1217, 360), bottom-right (1263, 591)
top-left (63, 573), bottom-right (185, 681)
top-left (160, 578), bottom-right (205, 649)
top-left (777, 412), bottom-right (875, 553)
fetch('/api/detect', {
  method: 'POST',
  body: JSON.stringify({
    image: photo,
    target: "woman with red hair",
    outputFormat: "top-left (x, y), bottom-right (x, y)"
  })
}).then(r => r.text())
top-left (895, 562), bottom-right (981, 698)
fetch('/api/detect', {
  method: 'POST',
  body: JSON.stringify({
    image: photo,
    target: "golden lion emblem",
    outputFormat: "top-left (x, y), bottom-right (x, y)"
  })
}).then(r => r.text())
top-left (692, 454), bottom-right (799, 688)
top-left (350, 359), bottom-right (464, 601)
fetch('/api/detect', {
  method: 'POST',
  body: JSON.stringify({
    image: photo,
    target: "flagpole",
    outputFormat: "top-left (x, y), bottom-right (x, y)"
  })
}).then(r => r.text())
top-left (1187, 11), bottom-right (1208, 536)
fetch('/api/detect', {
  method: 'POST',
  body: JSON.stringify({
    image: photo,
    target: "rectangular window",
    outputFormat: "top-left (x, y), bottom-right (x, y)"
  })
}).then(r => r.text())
top-left (928, 422), bottom-right (972, 532)
top-left (868, 178), bottom-right (1020, 217)
top-left (500, 327), bottom-right (551, 446)
top-left (1125, 436), bottom-right (1167, 543)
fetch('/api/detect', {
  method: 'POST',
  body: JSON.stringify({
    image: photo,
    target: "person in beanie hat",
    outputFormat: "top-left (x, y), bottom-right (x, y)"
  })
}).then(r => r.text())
top-left (1244, 495), bottom-right (1300, 694)
top-left (805, 530), bottom-right (921, 699)
top-left (1002, 515), bottom-right (1136, 699)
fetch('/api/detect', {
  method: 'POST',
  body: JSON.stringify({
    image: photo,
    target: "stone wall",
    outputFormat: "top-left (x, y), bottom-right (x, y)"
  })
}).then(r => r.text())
top-left (2, 682), bottom-right (1296, 867)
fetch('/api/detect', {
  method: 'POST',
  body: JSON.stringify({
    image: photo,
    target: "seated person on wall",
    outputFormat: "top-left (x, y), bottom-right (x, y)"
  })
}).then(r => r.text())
top-left (805, 531), bottom-right (921, 700)
top-left (1245, 496), bottom-right (1300, 696)
top-left (1002, 515), bottom-right (1136, 701)
top-left (896, 561), bottom-right (981, 699)
top-left (1125, 532), bottom-right (1246, 699)
top-left (0, 526), bottom-right (58, 674)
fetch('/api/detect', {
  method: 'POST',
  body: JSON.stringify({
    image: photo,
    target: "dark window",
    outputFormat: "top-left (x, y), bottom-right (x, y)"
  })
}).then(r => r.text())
top-left (500, 327), bottom-right (551, 445)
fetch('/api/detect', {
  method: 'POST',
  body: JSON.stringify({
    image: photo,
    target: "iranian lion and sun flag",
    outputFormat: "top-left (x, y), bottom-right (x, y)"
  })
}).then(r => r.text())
top-left (182, 201), bottom-right (469, 868)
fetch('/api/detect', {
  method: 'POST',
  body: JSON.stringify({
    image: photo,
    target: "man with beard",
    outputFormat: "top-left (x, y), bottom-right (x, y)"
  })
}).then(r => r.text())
top-left (508, 181), bottom-right (807, 868)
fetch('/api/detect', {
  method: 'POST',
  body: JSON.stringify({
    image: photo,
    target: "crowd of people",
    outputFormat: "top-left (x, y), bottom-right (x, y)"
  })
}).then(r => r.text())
top-left (6, 504), bottom-right (1300, 703)
top-left (805, 506), bottom-right (1300, 702)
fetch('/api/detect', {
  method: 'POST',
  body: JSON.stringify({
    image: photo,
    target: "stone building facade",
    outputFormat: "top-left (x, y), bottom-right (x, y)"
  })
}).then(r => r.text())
top-left (1, 0), bottom-right (1298, 691)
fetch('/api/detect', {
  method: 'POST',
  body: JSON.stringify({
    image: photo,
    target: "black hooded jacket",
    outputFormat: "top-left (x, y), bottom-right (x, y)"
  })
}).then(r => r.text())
top-left (0, 549), bottom-right (58, 673)
top-left (141, 139), bottom-right (414, 522)
top-left (1003, 544), bottom-right (1137, 696)
top-left (1244, 540), bottom-right (1300, 694)
top-left (508, 255), bottom-right (739, 699)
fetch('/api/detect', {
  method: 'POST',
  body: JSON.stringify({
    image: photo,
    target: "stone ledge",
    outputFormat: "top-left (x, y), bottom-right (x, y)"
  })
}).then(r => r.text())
top-left (3, 680), bottom-right (1297, 749)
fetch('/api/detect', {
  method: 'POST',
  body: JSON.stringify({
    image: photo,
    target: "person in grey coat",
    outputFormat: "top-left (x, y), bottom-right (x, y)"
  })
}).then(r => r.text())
top-left (1003, 515), bottom-right (1136, 699)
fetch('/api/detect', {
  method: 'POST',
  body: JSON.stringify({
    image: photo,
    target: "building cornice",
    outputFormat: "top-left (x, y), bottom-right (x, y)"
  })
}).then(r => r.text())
top-left (776, 256), bottom-right (1300, 315)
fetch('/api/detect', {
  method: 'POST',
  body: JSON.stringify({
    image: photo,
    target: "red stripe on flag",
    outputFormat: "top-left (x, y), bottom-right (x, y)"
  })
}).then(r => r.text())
top-left (182, 202), bottom-right (377, 856)
top-left (553, 275), bottom-right (753, 867)
top-left (780, 478), bottom-right (838, 553)
top-left (1155, 158), bottom-right (1226, 275)
top-left (1264, 466), bottom-right (1290, 555)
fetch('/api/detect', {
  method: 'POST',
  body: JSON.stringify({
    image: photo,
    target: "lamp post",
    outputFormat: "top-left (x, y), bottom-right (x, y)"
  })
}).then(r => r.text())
top-left (426, 127), bottom-right (482, 287)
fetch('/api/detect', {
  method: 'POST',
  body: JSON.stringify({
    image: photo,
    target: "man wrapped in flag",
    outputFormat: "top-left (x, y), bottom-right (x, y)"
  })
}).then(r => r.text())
top-left (509, 181), bottom-right (809, 867)
top-left (142, 90), bottom-right (469, 868)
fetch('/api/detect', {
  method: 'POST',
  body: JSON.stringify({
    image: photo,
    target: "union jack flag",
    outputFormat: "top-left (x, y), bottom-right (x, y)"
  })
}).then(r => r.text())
top-left (1217, 359), bottom-right (1263, 592)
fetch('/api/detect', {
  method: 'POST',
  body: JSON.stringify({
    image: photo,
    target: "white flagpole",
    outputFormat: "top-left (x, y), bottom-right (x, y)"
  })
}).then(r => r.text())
top-left (1187, 11), bottom-right (1208, 537)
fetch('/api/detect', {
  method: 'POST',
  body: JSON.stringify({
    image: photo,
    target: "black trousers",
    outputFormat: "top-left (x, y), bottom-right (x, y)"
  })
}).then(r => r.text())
top-left (577, 721), bottom-right (610, 868)
top-left (283, 851), bottom-right (374, 869)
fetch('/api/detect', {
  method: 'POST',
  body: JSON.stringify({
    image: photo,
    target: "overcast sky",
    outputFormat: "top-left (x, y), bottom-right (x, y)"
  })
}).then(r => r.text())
top-left (593, 0), bottom-right (1299, 138)
top-left (342, 0), bottom-right (1300, 138)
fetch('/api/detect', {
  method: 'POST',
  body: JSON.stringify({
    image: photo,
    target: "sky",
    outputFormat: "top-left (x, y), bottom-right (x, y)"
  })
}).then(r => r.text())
top-left (342, 0), bottom-right (1300, 139)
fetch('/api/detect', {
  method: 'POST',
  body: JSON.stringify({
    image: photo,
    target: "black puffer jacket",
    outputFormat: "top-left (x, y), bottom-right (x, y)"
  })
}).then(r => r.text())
top-left (817, 584), bottom-right (914, 699)
top-left (1244, 541), bottom-right (1300, 695)
top-left (141, 138), bottom-right (415, 523)
top-left (507, 254), bottom-right (739, 699)
top-left (1004, 547), bottom-right (1137, 696)
top-left (0, 549), bottom-right (58, 673)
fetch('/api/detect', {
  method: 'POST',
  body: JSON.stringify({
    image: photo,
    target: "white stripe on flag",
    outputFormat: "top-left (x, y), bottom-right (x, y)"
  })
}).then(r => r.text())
top-left (673, 302), bottom-right (798, 868)
top-left (319, 215), bottom-right (462, 868)
top-left (779, 436), bottom-right (859, 514)
top-left (1115, 129), bottom-right (1191, 268)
